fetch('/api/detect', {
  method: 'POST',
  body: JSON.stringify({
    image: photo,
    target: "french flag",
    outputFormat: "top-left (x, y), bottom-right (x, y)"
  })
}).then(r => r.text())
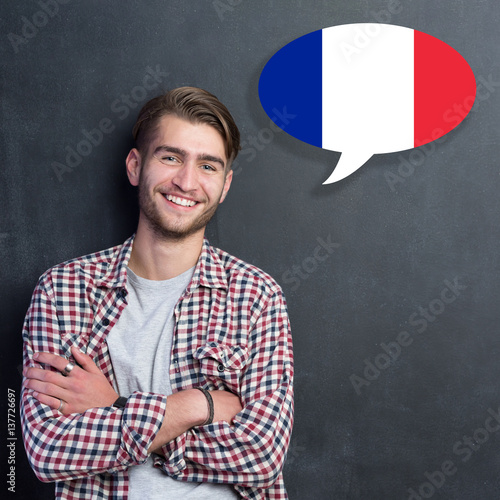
top-left (259, 24), bottom-right (476, 183)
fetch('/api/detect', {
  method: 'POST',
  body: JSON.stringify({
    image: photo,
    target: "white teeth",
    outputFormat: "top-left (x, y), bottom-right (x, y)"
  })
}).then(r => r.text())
top-left (166, 194), bottom-right (196, 207)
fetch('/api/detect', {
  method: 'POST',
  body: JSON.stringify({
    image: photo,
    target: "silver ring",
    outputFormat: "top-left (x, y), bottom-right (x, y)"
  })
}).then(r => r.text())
top-left (58, 399), bottom-right (64, 412)
top-left (62, 361), bottom-right (75, 377)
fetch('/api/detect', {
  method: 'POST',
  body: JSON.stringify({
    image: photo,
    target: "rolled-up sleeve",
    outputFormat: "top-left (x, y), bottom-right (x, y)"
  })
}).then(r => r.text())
top-left (20, 278), bottom-right (167, 483)
top-left (156, 290), bottom-right (294, 498)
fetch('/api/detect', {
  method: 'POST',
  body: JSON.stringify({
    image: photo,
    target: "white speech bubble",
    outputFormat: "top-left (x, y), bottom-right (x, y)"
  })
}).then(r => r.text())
top-left (258, 23), bottom-right (477, 184)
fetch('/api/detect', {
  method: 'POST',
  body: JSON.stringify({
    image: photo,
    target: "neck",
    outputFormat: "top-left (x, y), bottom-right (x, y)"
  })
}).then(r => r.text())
top-left (128, 220), bottom-right (204, 281)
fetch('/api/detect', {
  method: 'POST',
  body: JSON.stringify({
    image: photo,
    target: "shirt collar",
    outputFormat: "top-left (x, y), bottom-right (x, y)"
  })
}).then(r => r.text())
top-left (186, 238), bottom-right (228, 292)
top-left (93, 235), bottom-right (134, 289)
top-left (95, 235), bottom-right (228, 291)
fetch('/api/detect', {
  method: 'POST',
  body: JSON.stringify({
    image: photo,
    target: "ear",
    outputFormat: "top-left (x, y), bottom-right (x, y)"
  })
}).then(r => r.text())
top-left (126, 149), bottom-right (142, 186)
top-left (219, 168), bottom-right (233, 204)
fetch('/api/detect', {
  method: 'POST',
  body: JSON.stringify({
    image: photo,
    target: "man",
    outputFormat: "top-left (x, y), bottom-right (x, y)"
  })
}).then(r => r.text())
top-left (21, 87), bottom-right (294, 499)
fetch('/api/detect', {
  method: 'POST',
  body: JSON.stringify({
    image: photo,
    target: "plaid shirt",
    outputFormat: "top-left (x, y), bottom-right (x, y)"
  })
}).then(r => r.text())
top-left (21, 236), bottom-right (294, 499)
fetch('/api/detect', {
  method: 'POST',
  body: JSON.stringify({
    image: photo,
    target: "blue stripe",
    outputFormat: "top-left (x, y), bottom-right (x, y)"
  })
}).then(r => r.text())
top-left (258, 29), bottom-right (322, 148)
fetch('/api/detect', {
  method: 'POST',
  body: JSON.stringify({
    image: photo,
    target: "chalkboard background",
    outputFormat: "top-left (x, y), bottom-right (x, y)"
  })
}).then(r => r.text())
top-left (2, 1), bottom-right (500, 498)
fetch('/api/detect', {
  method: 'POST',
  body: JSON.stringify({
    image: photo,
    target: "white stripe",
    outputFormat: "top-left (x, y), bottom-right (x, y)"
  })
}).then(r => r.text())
top-left (322, 23), bottom-right (414, 154)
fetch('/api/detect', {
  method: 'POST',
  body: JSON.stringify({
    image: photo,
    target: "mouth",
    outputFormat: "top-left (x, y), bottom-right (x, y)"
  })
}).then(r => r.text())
top-left (163, 194), bottom-right (199, 208)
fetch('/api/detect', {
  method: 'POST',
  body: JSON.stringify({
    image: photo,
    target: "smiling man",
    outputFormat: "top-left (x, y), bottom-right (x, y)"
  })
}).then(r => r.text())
top-left (21, 87), bottom-right (294, 499)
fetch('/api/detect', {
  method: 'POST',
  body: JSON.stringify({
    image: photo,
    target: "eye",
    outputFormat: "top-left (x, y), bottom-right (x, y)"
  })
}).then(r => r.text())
top-left (161, 156), bottom-right (178, 163)
top-left (154, 154), bottom-right (181, 166)
top-left (200, 163), bottom-right (217, 172)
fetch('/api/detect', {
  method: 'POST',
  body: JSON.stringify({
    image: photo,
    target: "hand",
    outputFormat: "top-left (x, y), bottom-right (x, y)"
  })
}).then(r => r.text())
top-left (23, 347), bottom-right (119, 415)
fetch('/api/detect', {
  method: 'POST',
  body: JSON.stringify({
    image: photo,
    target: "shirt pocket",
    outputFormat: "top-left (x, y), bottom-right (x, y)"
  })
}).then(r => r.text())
top-left (194, 342), bottom-right (248, 393)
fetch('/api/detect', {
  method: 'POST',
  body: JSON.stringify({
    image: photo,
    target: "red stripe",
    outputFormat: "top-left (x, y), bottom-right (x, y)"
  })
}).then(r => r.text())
top-left (414, 30), bottom-right (476, 147)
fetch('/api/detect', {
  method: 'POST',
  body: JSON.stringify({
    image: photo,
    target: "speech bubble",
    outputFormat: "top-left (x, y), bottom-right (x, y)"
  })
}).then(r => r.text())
top-left (258, 24), bottom-right (476, 184)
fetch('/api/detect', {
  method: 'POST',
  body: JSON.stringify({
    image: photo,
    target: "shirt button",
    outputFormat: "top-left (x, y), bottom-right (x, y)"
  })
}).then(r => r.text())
top-left (102, 318), bottom-right (110, 326)
top-left (120, 289), bottom-right (128, 298)
top-left (209, 342), bottom-right (217, 347)
top-left (217, 364), bottom-right (225, 372)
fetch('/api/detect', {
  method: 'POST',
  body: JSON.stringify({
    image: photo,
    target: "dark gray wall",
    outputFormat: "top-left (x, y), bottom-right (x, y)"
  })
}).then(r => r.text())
top-left (2, 1), bottom-right (500, 498)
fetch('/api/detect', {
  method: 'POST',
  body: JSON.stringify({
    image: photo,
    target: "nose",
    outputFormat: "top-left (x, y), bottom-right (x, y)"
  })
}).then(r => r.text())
top-left (172, 162), bottom-right (197, 192)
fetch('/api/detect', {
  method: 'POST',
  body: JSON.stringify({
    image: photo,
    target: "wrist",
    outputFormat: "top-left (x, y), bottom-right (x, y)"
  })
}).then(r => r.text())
top-left (188, 388), bottom-right (212, 427)
top-left (194, 387), bottom-right (214, 426)
top-left (166, 389), bottom-right (211, 428)
top-left (112, 396), bottom-right (128, 408)
top-left (150, 388), bottom-right (211, 452)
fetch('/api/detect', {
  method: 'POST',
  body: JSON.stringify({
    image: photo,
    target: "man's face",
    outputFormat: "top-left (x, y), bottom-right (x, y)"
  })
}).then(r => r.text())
top-left (127, 114), bottom-right (233, 241)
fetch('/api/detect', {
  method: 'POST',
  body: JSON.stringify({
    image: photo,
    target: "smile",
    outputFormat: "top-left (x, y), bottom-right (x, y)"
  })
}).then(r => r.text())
top-left (164, 194), bottom-right (198, 207)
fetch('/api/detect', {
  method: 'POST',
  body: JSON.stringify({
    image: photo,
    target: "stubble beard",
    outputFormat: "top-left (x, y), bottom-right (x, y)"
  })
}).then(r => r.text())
top-left (137, 174), bottom-right (221, 242)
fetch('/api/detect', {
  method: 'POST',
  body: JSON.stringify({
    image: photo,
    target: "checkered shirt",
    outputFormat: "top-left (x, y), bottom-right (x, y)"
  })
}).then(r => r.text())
top-left (20, 235), bottom-right (294, 499)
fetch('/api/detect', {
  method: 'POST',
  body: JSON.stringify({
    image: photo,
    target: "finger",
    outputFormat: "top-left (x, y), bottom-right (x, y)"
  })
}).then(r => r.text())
top-left (26, 376), bottom-right (66, 396)
top-left (25, 365), bottom-right (61, 379)
top-left (24, 367), bottom-right (69, 387)
top-left (33, 352), bottom-right (73, 373)
top-left (32, 391), bottom-right (68, 414)
top-left (71, 346), bottom-right (100, 375)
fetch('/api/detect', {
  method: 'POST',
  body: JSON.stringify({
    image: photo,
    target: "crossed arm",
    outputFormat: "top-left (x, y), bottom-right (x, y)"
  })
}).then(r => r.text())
top-left (23, 346), bottom-right (243, 454)
top-left (21, 278), bottom-right (293, 494)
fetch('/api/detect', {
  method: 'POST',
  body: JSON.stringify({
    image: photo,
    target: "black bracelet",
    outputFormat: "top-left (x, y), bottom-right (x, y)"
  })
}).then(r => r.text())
top-left (112, 396), bottom-right (128, 409)
top-left (195, 387), bottom-right (214, 426)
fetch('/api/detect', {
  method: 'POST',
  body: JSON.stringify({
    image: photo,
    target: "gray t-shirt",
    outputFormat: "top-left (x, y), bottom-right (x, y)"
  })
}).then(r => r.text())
top-left (106, 266), bottom-right (239, 499)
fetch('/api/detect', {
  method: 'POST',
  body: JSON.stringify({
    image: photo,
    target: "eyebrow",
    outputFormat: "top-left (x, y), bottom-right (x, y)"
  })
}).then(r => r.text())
top-left (153, 145), bottom-right (226, 169)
